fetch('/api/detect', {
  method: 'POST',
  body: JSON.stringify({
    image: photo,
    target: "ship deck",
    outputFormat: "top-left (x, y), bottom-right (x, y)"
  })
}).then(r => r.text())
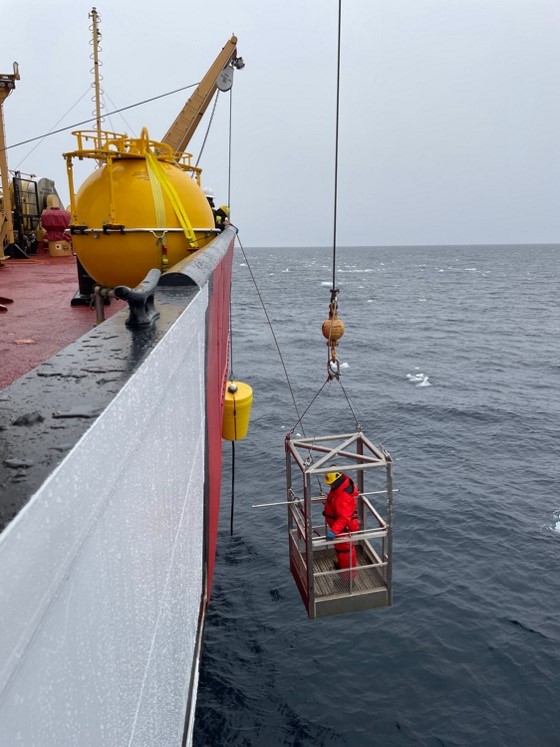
top-left (0, 248), bottom-right (125, 389)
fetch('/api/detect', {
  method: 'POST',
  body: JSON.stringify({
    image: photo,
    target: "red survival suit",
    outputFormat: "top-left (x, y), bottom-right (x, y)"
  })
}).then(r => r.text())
top-left (40, 206), bottom-right (72, 243)
top-left (323, 474), bottom-right (360, 577)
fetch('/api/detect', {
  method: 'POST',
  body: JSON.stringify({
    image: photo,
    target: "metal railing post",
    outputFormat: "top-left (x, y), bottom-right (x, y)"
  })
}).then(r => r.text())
top-left (304, 470), bottom-right (315, 618)
top-left (386, 457), bottom-right (394, 605)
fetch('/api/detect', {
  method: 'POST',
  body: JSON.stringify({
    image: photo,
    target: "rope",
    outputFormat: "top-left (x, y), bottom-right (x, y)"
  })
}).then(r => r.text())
top-left (230, 441), bottom-right (235, 535)
top-left (331, 0), bottom-right (343, 291)
top-left (235, 234), bottom-right (305, 437)
top-left (13, 88), bottom-right (91, 169)
top-left (195, 90), bottom-right (220, 168)
top-left (338, 377), bottom-right (362, 431)
top-left (3, 82), bottom-right (200, 154)
top-left (226, 89), bottom-right (236, 536)
top-left (102, 90), bottom-right (134, 137)
top-left (289, 378), bottom-right (329, 435)
top-left (227, 87), bottom-right (234, 380)
top-left (227, 85), bottom-right (233, 208)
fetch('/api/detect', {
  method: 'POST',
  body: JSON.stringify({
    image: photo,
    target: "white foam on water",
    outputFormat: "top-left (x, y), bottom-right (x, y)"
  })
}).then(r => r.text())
top-left (550, 511), bottom-right (560, 534)
top-left (406, 372), bottom-right (431, 387)
top-left (338, 268), bottom-right (374, 273)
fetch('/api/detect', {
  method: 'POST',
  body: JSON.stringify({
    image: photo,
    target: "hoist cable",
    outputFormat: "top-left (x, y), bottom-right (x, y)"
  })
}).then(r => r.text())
top-left (322, 1), bottom-right (363, 430)
top-left (331, 0), bottom-right (343, 290)
top-left (235, 234), bottom-right (306, 438)
top-left (323, 0), bottom-right (343, 378)
top-left (225, 87), bottom-right (237, 534)
top-left (227, 85), bottom-right (233, 208)
top-left (227, 88), bottom-right (235, 382)
top-left (195, 90), bottom-right (220, 167)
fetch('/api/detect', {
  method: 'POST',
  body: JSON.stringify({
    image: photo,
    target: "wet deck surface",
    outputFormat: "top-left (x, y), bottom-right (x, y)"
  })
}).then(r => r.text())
top-left (0, 285), bottom-right (197, 533)
top-left (0, 252), bottom-right (125, 388)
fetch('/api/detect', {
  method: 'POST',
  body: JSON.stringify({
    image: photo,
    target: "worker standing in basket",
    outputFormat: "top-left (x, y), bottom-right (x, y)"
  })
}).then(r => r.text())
top-left (323, 471), bottom-right (360, 576)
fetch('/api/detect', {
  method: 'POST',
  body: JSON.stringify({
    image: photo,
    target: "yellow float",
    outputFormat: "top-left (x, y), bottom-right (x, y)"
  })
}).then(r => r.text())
top-left (222, 381), bottom-right (253, 441)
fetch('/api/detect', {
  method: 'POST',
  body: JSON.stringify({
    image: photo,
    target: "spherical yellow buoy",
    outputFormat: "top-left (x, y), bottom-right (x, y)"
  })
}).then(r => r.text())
top-left (222, 381), bottom-right (253, 441)
top-left (322, 317), bottom-right (345, 342)
top-left (72, 158), bottom-right (215, 288)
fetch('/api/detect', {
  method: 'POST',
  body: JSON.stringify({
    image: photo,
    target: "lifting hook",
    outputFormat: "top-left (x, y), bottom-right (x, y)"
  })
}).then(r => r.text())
top-left (322, 287), bottom-right (345, 379)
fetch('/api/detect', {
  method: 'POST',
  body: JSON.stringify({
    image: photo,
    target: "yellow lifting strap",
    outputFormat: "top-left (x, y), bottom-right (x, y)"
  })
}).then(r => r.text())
top-left (145, 154), bottom-right (166, 230)
top-left (144, 150), bottom-right (198, 248)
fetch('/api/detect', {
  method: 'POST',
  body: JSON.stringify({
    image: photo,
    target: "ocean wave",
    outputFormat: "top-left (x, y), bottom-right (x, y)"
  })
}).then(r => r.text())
top-left (196, 244), bottom-right (560, 747)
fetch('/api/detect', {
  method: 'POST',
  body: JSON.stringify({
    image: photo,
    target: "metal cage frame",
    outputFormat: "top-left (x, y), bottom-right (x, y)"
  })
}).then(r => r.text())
top-left (285, 430), bottom-right (394, 619)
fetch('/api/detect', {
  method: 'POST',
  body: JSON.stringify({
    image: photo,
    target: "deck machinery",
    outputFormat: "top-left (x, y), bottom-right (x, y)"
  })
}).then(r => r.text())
top-left (285, 430), bottom-right (394, 619)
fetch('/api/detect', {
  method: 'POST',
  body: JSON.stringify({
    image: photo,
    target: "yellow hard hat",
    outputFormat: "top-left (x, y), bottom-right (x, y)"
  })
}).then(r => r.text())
top-left (324, 471), bottom-right (342, 485)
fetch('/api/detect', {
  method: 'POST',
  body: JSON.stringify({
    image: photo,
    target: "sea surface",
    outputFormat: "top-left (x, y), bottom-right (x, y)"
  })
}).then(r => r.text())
top-left (194, 244), bottom-right (560, 747)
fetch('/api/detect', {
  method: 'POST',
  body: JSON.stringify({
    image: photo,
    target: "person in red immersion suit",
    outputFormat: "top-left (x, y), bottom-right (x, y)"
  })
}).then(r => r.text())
top-left (323, 471), bottom-right (360, 577)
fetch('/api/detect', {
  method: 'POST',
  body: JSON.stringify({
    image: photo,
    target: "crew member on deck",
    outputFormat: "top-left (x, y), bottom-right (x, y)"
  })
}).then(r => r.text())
top-left (214, 204), bottom-right (230, 232)
top-left (203, 186), bottom-right (215, 212)
top-left (323, 470), bottom-right (360, 578)
top-left (203, 187), bottom-right (229, 232)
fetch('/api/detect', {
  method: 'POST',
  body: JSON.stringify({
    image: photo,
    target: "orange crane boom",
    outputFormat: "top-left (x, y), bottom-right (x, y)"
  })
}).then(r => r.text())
top-left (162, 35), bottom-right (244, 155)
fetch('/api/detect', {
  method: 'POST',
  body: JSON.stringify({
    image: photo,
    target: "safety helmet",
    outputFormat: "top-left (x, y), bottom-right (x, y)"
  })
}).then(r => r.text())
top-left (324, 471), bottom-right (342, 485)
top-left (203, 187), bottom-right (214, 198)
top-left (219, 204), bottom-right (230, 217)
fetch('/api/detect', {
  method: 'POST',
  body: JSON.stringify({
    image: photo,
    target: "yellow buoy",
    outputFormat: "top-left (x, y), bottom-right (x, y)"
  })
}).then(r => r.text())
top-left (72, 157), bottom-right (213, 288)
top-left (222, 381), bottom-right (253, 441)
top-left (64, 129), bottom-right (215, 289)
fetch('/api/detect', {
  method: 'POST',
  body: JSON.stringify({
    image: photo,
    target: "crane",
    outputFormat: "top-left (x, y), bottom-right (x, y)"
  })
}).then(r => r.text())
top-left (162, 35), bottom-right (244, 155)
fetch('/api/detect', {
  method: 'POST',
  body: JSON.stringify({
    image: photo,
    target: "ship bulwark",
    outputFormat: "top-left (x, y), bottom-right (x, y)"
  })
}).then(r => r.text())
top-left (0, 228), bottom-right (236, 746)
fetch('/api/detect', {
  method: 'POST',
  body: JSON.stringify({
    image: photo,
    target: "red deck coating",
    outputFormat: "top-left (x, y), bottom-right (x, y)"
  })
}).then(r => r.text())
top-left (0, 252), bottom-right (125, 389)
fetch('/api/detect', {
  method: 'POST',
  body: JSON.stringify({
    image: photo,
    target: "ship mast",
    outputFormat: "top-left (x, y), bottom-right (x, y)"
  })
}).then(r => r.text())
top-left (89, 7), bottom-right (103, 139)
top-left (0, 62), bottom-right (20, 251)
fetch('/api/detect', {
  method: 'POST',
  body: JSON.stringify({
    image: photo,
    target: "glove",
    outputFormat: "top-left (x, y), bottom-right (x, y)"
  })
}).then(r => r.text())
top-left (326, 530), bottom-right (336, 541)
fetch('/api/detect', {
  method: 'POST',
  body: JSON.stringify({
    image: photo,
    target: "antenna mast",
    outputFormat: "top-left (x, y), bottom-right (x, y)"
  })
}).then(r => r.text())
top-left (89, 7), bottom-right (103, 138)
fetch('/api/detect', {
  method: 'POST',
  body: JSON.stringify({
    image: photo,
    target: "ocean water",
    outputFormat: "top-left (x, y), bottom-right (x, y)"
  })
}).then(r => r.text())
top-left (194, 244), bottom-right (560, 747)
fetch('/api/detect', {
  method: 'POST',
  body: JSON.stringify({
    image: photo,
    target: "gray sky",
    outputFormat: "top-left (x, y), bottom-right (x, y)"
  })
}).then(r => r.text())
top-left (2, 0), bottom-right (559, 247)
